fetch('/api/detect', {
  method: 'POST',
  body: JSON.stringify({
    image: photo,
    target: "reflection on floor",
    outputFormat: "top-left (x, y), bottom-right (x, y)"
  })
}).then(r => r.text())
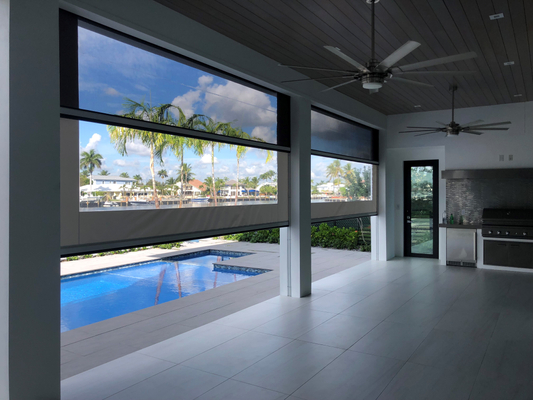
top-left (62, 258), bottom-right (533, 400)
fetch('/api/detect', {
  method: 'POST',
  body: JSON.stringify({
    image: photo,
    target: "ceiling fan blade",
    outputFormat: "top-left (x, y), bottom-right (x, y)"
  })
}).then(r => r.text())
top-left (399, 130), bottom-right (441, 133)
top-left (415, 131), bottom-right (442, 136)
top-left (278, 64), bottom-right (354, 73)
top-left (466, 121), bottom-right (512, 128)
top-left (463, 131), bottom-right (484, 135)
top-left (394, 51), bottom-right (478, 72)
top-left (460, 119), bottom-right (484, 127)
top-left (406, 126), bottom-right (443, 129)
top-left (389, 77), bottom-right (434, 88)
top-left (394, 70), bottom-right (477, 76)
top-left (281, 75), bottom-right (354, 83)
top-left (321, 79), bottom-right (358, 92)
top-left (464, 128), bottom-right (509, 131)
top-left (379, 41), bottom-right (421, 69)
top-left (324, 46), bottom-right (369, 72)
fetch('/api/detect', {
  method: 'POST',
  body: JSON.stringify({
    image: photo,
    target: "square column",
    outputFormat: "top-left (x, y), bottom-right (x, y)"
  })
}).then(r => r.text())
top-left (4, 0), bottom-right (61, 398)
top-left (280, 96), bottom-right (312, 298)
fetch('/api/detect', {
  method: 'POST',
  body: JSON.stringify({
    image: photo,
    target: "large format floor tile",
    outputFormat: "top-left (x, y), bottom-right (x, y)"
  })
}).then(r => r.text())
top-left (233, 340), bottom-right (343, 394)
top-left (105, 365), bottom-right (226, 400)
top-left (409, 329), bottom-right (489, 374)
top-left (61, 353), bottom-right (175, 400)
top-left (195, 379), bottom-right (287, 400)
top-left (293, 351), bottom-right (403, 400)
top-left (298, 314), bottom-right (381, 349)
top-left (349, 320), bottom-right (432, 361)
top-left (138, 324), bottom-right (246, 364)
top-left (376, 362), bottom-right (476, 400)
top-left (182, 331), bottom-right (292, 378)
top-left (254, 307), bottom-right (336, 339)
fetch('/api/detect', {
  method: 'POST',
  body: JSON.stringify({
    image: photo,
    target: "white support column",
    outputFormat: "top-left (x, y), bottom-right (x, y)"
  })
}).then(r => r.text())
top-left (7, 0), bottom-right (61, 398)
top-left (280, 96), bottom-right (312, 298)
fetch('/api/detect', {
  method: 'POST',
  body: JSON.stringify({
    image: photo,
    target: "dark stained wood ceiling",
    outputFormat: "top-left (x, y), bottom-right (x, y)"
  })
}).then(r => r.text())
top-left (157, 0), bottom-right (532, 115)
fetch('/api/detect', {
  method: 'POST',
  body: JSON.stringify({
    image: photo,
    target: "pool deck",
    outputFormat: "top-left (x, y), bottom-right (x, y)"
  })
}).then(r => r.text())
top-left (60, 240), bottom-right (371, 379)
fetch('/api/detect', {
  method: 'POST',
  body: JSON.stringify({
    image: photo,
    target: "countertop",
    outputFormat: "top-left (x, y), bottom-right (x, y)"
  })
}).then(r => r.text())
top-left (438, 223), bottom-right (482, 229)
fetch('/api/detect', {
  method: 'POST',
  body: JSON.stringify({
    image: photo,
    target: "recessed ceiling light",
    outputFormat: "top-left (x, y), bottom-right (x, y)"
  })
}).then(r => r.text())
top-left (504, 61), bottom-right (515, 66)
top-left (514, 94), bottom-right (523, 97)
top-left (414, 105), bottom-right (422, 108)
top-left (489, 13), bottom-right (504, 20)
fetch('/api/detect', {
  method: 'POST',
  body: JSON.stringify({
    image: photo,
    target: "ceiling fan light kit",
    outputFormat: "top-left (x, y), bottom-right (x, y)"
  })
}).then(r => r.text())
top-left (279, 0), bottom-right (478, 94)
top-left (401, 85), bottom-right (511, 137)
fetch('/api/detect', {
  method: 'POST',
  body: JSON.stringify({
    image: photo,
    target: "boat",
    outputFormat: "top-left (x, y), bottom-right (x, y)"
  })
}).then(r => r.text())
top-left (129, 199), bottom-right (155, 205)
top-left (191, 197), bottom-right (209, 203)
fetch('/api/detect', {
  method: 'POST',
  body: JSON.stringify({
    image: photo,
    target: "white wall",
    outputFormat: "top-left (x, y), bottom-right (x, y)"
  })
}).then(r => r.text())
top-left (0, 0), bottom-right (9, 397)
top-left (386, 101), bottom-right (533, 258)
top-left (388, 101), bottom-right (533, 169)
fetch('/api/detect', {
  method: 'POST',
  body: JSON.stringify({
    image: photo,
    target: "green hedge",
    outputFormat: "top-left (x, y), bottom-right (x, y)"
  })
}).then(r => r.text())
top-left (225, 224), bottom-right (370, 252)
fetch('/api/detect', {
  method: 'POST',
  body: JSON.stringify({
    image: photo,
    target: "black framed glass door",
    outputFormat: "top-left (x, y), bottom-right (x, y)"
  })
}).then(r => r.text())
top-left (404, 160), bottom-right (439, 258)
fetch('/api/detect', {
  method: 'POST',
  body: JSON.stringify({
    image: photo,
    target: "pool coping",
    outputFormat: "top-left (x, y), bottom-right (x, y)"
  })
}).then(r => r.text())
top-left (62, 249), bottom-right (268, 278)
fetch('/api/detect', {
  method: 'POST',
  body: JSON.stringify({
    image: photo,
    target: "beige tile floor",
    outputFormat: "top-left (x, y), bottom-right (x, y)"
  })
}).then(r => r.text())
top-left (61, 241), bottom-right (371, 379)
top-left (62, 257), bottom-right (533, 400)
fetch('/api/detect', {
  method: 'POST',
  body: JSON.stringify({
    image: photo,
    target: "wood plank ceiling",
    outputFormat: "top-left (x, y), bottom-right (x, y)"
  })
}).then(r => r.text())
top-left (157, 0), bottom-right (532, 115)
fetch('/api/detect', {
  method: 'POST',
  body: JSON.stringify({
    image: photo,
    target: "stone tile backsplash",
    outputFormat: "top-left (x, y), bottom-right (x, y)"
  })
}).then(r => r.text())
top-left (446, 178), bottom-right (533, 224)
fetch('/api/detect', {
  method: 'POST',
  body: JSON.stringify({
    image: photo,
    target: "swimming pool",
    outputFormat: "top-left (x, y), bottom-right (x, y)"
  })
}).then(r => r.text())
top-left (61, 250), bottom-right (266, 332)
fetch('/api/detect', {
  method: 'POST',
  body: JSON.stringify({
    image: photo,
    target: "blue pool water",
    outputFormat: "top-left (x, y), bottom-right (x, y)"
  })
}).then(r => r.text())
top-left (61, 250), bottom-right (264, 332)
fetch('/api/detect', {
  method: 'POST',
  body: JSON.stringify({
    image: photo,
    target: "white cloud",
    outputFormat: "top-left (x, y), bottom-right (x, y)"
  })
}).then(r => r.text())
top-left (203, 80), bottom-right (277, 128)
top-left (81, 133), bottom-right (101, 152)
top-left (251, 126), bottom-right (276, 143)
top-left (135, 84), bottom-right (149, 92)
top-left (311, 172), bottom-right (316, 179)
top-left (200, 153), bottom-right (218, 164)
top-left (126, 141), bottom-right (151, 157)
top-left (104, 87), bottom-right (121, 96)
top-left (171, 89), bottom-right (202, 119)
top-left (198, 75), bottom-right (213, 87)
top-left (217, 165), bottom-right (229, 173)
top-left (113, 159), bottom-right (140, 167)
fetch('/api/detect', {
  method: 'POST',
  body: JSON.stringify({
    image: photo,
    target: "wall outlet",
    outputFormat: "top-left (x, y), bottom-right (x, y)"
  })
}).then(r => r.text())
top-left (509, 154), bottom-right (513, 161)
top-left (499, 154), bottom-right (504, 161)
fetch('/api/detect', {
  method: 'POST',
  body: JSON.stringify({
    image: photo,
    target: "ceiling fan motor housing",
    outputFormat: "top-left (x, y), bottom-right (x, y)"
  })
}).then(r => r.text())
top-left (362, 72), bottom-right (387, 89)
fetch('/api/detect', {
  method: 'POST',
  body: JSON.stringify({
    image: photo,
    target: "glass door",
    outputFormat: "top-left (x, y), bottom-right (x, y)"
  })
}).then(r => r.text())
top-left (404, 160), bottom-right (439, 258)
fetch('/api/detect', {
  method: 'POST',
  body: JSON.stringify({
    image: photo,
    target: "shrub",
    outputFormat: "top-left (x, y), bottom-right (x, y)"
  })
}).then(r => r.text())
top-left (224, 225), bottom-right (363, 251)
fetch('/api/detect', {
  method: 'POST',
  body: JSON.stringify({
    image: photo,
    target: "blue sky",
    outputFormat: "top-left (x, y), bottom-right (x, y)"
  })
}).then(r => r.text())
top-left (77, 26), bottom-right (370, 184)
top-left (78, 26), bottom-right (277, 182)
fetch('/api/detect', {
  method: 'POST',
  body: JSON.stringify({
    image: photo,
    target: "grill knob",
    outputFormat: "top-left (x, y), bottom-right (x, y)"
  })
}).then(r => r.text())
top-left (524, 232), bottom-right (528, 236)
top-left (505, 231), bottom-right (510, 236)
top-left (497, 231), bottom-right (501, 235)
top-left (488, 230), bottom-right (493, 234)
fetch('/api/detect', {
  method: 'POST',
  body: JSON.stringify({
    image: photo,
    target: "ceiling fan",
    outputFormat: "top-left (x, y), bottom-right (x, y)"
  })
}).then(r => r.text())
top-left (279, 0), bottom-right (478, 94)
top-left (400, 85), bottom-right (511, 136)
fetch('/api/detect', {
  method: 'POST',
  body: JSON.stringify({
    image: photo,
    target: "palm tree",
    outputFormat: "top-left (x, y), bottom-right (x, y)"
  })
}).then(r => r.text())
top-left (80, 149), bottom-right (103, 196)
top-left (133, 174), bottom-right (143, 184)
top-left (250, 176), bottom-right (260, 198)
top-left (241, 177), bottom-right (251, 196)
top-left (197, 117), bottom-right (230, 206)
top-left (100, 170), bottom-right (110, 176)
top-left (169, 108), bottom-right (203, 208)
top-left (182, 163), bottom-right (195, 184)
top-left (108, 99), bottom-right (174, 209)
top-left (226, 127), bottom-right (251, 204)
top-left (259, 170), bottom-right (276, 182)
top-left (157, 169), bottom-right (168, 181)
top-left (326, 159), bottom-right (343, 194)
top-left (120, 172), bottom-right (130, 178)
